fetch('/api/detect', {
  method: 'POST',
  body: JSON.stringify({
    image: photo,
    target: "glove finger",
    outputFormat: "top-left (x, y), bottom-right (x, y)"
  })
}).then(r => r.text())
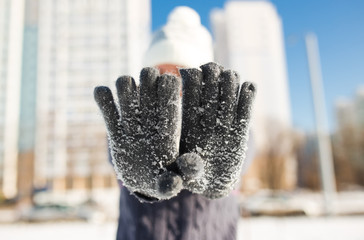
top-left (139, 67), bottom-right (159, 132)
top-left (218, 70), bottom-right (240, 132)
top-left (116, 76), bottom-right (139, 135)
top-left (200, 62), bottom-right (223, 130)
top-left (94, 86), bottom-right (121, 140)
top-left (234, 82), bottom-right (256, 132)
top-left (154, 74), bottom-right (181, 165)
top-left (156, 171), bottom-right (183, 199)
top-left (179, 68), bottom-right (202, 153)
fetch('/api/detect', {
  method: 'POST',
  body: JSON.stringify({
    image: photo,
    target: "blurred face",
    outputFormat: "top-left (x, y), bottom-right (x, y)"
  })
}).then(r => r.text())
top-left (155, 64), bottom-right (184, 96)
top-left (155, 64), bottom-right (184, 77)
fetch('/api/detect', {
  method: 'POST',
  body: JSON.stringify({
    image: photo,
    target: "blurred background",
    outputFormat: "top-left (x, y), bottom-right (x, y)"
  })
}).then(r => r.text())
top-left (0, 0), bottom-right (363, 239)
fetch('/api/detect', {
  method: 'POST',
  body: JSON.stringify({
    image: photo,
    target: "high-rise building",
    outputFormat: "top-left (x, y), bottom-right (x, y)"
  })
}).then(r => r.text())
top-left (356, 87), bottom-right (364, 130)
top-left (0, 0), bottom-right (25, 198)
top-left (35, 0), bottom-right (150, 191)
top-left (336, 87), bottom-right (364, 148)
top-left (211, 1), bottom-right (294, 190)
top-left (336, 99), bottom-right (357, 133)
top-left (17, 0), bottom-right (39, 203)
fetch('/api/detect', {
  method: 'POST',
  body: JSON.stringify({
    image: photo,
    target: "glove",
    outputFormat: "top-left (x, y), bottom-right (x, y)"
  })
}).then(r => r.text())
top-left (94, 68), bottom-right (186, 201)
top-left (177, 62), bottom-right (256, 199)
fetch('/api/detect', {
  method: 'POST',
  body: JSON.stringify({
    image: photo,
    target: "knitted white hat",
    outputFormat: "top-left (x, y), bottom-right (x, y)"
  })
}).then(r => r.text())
top-left (143, 6), bottom-right (214, 68)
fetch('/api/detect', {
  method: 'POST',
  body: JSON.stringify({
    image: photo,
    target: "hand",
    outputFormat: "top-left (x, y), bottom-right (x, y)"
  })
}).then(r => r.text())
top-left (178, 62), bottom-right (256, 199)
top-left (94, 68), bottom-right (185, 201)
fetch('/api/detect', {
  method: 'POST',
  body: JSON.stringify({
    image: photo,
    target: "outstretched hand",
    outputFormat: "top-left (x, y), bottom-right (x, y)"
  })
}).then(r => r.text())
top-left (94, 68), bottom-right (188, 201)
top-left (178, 62), bottom-right (256, 199)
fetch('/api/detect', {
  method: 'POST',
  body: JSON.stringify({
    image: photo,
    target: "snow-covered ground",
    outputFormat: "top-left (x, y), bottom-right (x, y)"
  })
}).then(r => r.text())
top-left (237, 216), bottom-right (364, 240)
top-left (0, 216), bottom-right (363, 240)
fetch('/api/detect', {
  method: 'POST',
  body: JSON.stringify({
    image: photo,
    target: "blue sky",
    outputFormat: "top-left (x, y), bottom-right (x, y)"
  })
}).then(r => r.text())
top-left (151, 0), bottom-right (364, 132)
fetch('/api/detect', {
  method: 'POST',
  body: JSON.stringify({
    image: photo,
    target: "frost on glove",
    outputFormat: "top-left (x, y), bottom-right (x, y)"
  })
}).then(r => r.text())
top-left (94, 68), bottom-right (185, 202)
top-left (178, 62), bottom-right (256, 199)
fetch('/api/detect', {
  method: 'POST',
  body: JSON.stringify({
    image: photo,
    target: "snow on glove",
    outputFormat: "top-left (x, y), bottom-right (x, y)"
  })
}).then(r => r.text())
top-left (178, 62), bottom-right (256, 199)
top-left (94, 67), bottom-right (184, 202)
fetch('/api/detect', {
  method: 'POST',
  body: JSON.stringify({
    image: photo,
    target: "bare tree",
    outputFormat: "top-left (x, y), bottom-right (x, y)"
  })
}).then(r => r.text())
top-left (333, 121), bottom-right (364, 189)
top-left (256, 119), bottom-right (299, 192)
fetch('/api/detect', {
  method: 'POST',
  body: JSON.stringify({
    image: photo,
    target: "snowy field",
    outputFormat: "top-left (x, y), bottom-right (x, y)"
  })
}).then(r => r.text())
top-left (237, 216), bottom-right (364, 240)
top-left (1, 216), bottom-right (364, 240)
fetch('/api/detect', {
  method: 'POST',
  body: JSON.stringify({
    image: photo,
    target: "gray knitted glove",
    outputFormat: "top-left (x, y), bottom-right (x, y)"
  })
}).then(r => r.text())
top-left (94, 68), bottom-right (185, 201)
top-left (178, 62), bottom-right (256, 199)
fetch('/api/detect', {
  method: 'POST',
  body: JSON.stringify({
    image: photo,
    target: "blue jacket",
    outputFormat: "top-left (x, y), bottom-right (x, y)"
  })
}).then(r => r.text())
top-left (116, 187), bottom-right (239, 240)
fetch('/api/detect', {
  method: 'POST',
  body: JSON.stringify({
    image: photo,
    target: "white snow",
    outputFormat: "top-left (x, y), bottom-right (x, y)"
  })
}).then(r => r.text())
top-left (1, 216), bottom-right (363, 240)
top-left (237, 216), bottom-right (364, 240)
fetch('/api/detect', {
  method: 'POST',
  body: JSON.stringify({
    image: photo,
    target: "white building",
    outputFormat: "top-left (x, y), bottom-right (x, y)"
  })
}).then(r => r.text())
top-left (336, 99), bottom-right (357, 132)
top-left (356, 87), bottom-right (364, 129)
top-left (336, 87), bottom-right (364, 144)
top-left (211, 0), bottom-right (294, 190)
top-left (0, 0), bottom-right (25, 198)
top-left (35, 0), bottom-right (150, 190)
top-left (211, 0), bottom-right (291, 149)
